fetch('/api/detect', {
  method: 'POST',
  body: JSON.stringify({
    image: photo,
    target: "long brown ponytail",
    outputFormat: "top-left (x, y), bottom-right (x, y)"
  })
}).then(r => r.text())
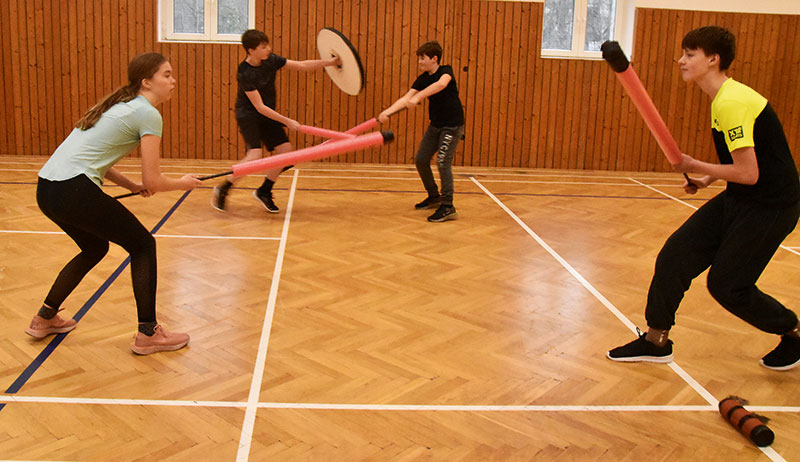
top-left (76, 52), bottom-right (168, 130)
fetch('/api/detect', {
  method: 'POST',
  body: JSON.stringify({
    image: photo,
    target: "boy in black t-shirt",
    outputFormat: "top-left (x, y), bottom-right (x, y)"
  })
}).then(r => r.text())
top-left (379, 41), bottom-right (465, 222)
top-left (213, 29), bottom-right (339, 213)
top-left (607, 26), bottom-right (800, 370)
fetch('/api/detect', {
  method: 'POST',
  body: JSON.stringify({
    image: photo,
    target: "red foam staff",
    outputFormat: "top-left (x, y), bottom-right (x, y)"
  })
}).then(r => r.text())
top-left (718, 396), bottom-right (775, 447)
top-left (232, 130), bottom-right (393, 177)
top-left (298, 124), bottom-right (355, 140)
top-left (113, 130), bottom-right (393, 199)
top-left (601, 41), bottom-right (682, 166)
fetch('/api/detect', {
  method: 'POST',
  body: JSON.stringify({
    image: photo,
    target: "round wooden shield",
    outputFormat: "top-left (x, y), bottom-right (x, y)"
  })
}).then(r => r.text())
top-left (317, 27), bottom-right (364, 96)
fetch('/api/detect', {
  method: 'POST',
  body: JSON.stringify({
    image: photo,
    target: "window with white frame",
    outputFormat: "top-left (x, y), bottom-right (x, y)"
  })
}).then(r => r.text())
top-left (160, 0), bottom-right (255, 43)
top-left (542, 0), bottom-right (633, 59)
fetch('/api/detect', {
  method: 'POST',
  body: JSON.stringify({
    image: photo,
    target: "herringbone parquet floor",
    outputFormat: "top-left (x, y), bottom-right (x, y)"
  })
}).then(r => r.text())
top-left (1, 156), bottom-right (798, 461)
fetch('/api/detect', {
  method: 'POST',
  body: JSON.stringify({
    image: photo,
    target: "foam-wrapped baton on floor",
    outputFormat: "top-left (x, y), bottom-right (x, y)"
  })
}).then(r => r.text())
top-left (232, 130), bottom-right (394, 178)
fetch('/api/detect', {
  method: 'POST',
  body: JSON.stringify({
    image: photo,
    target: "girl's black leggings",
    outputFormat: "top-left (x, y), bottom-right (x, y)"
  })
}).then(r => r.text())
top-left (37, 175), bottom-right (157, 323)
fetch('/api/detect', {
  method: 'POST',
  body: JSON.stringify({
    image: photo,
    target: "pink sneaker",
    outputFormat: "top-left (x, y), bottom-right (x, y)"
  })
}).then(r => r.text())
top-left (25, 313), bottom-right (77, 338)
top-left (130, 325), bottom-right (190, 355)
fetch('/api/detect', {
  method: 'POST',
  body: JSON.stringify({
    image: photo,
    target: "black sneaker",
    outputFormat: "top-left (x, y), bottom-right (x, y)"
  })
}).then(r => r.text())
top-left (427, 205), bottom-right (457, 222)
top-left (212, 182), bottom-right (232, 211)
top-left (760, 335), bottom-right (800, 371)
top-left (415, 196), bottom-right (441, 210)
top-left (607, 329), bottom-right (674, 363)
top-left (253, 190), bottom-right (279, 213)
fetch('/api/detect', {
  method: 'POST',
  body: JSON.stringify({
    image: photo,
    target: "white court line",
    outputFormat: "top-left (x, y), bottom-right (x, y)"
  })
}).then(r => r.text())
top-left (0, 230), bottom-right (279, 240)
top-left (236, 168), bottom-right (299, 462)
top-left (2, 394), bottom-right (799, 413)
top-left (629, 177), bottom-right (800, 258)
top-left (472, 176), bottom-right (719, 407)
top-left (474, 176), bottom-right (788, 461)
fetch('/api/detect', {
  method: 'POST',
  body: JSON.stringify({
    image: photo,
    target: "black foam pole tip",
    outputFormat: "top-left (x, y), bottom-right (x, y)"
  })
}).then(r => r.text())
top-left (601, 40), bottom-right (630, 73)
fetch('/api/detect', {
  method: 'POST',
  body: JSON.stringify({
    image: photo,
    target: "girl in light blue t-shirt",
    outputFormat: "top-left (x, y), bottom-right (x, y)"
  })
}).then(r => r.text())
top-left (29, 52), bottom-right (201, 355)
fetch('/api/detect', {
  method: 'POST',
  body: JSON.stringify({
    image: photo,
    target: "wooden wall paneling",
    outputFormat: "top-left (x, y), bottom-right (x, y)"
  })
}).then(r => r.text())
top-left (344, 0), bottom-right (358, 162)
top-left (648, 8), bottom-right (670, 172)
top-left (305, 1), bottom-right (319, 143)
top-left (565, 60), bottom-right (579, 170)
top-left (305, 2), bottom-right (324, 144)
top-left (787, 19), bottom-right (800, 151)
top-left (548, 59), bottom-right (564, 169)
top-left (528, 5), bottom-right (544, 169)
top-left (34, 0), bottom-right (48, 156)
top-left (459, 0), bottom-right (476, 167)
top-left (3, 1), bottom-right (800, 170)
top-left (484, 2), bottom-right (500, 167)
top-left (666, 8), bottom-right (689, 170)
top-left (639, 9), bottom-right (660, 172)
top-left (639, 9), bottom-right (659, 172)
top-left (203, 36), bottom-right (213, 161)
top-left (477, 1), bottom-right (491, 167)
top-left (771, 16), bottom-right (789, 115)
top-left (630, 9), bottom-right (649, 171)
top-left (220, 44), bottom-right (229, 160)
top-left (557, 58), bottom-right (570, 169)
top-left (289, 0), bottom-right (302, 146)
top-left (565, 60), bottom-right (581, 170)
top-left (379, 0), bottom-right (394, 164)
top-left (212, 44), bottom-right (222, 159)
top-left (67, 0), bottom-right (80, 145)
top-left (40, 0), bottom-right (56, 154)
top-left (107, 0), bottom-right (120, 149)
top-left (21, 0), bottom-right (36, 156)
top-left (497, 3), bottom-right (513, 168)
top-left (573, 59), bottom-right (591, 170)
top-left (408, 0), bottom-right (422, 166)
top-left (372, 0), bottom-right (393, 164)
top-left (0, 0), bottom-right (6, 153)
top-left (587, 58), bottom-right (603, 170)
top-left (357, 0), bottom-right (371, 151)
top-left (177, 43), bottom-right (188, 159)
top-left (507, 2), bottom-right (521, 168)
top-left (320, 0), bottom-right (334, 161)
top-left (0, 0), bottom-right (13, 154)
top-left (389, 0), bottom-right (405, 164)
top-left (595, 59), bottom-right (611, 171)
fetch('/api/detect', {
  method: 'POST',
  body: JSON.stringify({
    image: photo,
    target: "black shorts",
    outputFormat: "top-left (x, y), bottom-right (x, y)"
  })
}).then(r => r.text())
top-left (237, 114), bottom-right (290, 151)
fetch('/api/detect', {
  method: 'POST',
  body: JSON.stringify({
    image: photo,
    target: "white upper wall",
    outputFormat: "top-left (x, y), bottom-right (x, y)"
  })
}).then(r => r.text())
top-left (521, 0), bottom-right (800, 15)
top-left (632, 0), bottom-right (800, 14)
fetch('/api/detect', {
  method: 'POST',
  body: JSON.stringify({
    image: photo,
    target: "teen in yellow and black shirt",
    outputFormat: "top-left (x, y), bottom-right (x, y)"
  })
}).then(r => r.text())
top-left (608, 26), bottom-right (800, 371)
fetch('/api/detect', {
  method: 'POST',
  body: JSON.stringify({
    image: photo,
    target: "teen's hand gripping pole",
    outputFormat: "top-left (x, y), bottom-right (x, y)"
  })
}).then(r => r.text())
top-left (601, 41), bottom-right (694, 188)
top-left (114, 131), bottom-right (394, 199)
top-left (318, 106), bottom-right (407, 146)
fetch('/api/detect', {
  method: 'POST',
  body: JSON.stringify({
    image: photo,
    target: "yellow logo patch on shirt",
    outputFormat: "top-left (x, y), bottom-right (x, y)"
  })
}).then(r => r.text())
top-left (728, 126), bottom-right (744, 141)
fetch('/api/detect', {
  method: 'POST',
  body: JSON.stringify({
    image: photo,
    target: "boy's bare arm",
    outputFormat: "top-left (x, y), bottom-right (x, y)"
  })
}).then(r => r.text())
top-left (284, 56), bottom-right (340, 72)
top-left (244, 90), bottom-right (300, 130)
top-left (378, 89), bottom-right (418, 123)
top-left (673, 146), bottom-right (759, 185)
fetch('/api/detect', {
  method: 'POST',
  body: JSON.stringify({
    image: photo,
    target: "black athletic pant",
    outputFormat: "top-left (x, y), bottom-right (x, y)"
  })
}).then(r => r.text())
top-left (36, 175), bottom-right (157, 323)
top-left (645, 191), bottom-right (799, 334)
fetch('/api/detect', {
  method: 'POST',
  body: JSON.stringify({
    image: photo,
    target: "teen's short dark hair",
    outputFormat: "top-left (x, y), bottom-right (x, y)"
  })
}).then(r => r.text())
top-left (242, 29), bottom-right (269, 52)
top-left (416, 41), bottom-right (443, 62)
top-left (681, 26), bottom-right (736, 71)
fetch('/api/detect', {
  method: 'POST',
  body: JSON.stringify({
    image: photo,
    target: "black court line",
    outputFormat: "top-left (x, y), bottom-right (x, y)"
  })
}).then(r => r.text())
top-left (0, 190), bottom-right (192, 411)
top-left (1, 180), bottom-right (711, 202)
